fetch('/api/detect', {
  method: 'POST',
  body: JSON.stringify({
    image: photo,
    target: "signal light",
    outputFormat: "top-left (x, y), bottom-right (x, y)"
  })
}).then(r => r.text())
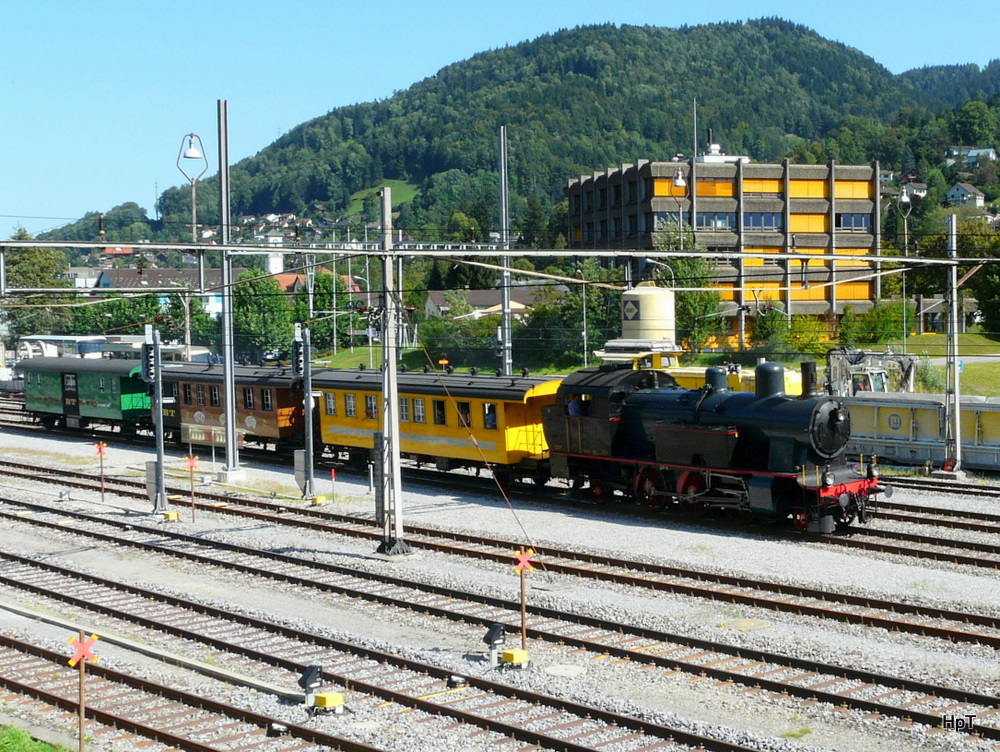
top-left (141, 343), bottom-right (156, 383)
top-left (291, 339), bottom-right (305, 377)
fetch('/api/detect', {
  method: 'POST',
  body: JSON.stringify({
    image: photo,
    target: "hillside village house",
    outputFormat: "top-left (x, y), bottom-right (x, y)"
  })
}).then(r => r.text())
top-left (566, 144), bottom-right (884, 349)
top-left (946, 182), bottom-right (986, 208)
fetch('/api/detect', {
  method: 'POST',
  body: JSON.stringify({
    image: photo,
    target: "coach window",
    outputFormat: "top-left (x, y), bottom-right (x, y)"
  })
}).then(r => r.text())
top-left (457, 401), bottom-right (471, 428)
top-left (324, 393), bottom-right (337, 416)
top-left (433, 399), bottom-right (447, 426)
top-left (196, 384), bottom-right (206, 406)
top-left (484, 403), bottom-right (497, 429)
top-left (261, 388), bottom-right (273, 412)
top-left (183, 384), bottom-right (192, 405)
top-left (169, 383), bottom-right (179, 399)
top-left (209, 385), bottom-right (220, 407)
top-left (413, 397), bottom-right (426, 423)
top-left (64, 374), bottom-right (77, 390)
top-left (345, 393), bottom-right (357, 418)
top-left (98, 376), bottom-right (106, 392)
top-left (364, 394), bottom-right (377, 419)
top-left (243, 388), bottom-right (255, 411)
top-left (399, 397), bottom-right (410, 422)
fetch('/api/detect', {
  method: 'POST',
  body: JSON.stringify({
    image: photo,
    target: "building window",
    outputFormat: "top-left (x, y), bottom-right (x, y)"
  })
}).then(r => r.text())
top-left (210, 385), bottom-right (220, 407)
top-left (598, 187), bottom-right (607, 208)
top-left (365, 394), bottom-right (378, 419)
top-left (413, 398), bottom-right (426, 423)
top-left (656, 211), bottom-right (690, 229)
top-left (696, 212), bottom-right (736, 230)
top-left (345, 393), bottom-right (357, 418)
top-left (196, 384), bottom-right (206, 406)
top-left (243, 388), bottom-right (255, 411)
top-left (324, 392), bottom-right (337, 416)
top-left (613, 184), bottom-right (622, 206)
top-left (836, 213), bottom-right (871, 231)
top-left (261, 388), bottom-right (273, 411)
top-left (433, 399), bottom-right (447, 426)
top-left (183, 384), bottom-right (192, 405)
top-left (743, 212), bottom-right (785, 230)
top-left (399, 397), bottom-right (410, 422)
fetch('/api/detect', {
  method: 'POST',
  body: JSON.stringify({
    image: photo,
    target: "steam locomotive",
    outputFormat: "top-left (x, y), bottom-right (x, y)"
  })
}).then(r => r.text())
top-left (542, 361), bottom-right (886, 533)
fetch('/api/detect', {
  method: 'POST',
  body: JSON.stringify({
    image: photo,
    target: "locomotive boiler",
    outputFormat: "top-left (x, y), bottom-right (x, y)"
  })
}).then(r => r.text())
top-left (543, 361), bottom-right (885, 533)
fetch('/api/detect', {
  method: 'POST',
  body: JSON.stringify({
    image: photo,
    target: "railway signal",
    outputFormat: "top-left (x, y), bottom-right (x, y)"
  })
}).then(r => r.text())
top-left (140, 342), bottom-right (156, 384)
top-left (69, 631), bottom-right (99, 752)
top-left (510, 547), bottom-right (534, 666)
top-left (95, 443), bottom-right (107, 504)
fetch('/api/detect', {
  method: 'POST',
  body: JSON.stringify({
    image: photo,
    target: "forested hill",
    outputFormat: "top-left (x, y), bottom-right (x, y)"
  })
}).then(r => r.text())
top-left (46, 19), bottom-right (1000, 245)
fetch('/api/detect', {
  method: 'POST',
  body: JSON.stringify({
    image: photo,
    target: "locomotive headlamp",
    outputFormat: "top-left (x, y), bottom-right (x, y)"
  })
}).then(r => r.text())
top-left (867, 461), bottom-right (880, 480)
top-left (834, 408), bottom-right (847, 423)
top-left (822, 468), bottom-right (836, 487)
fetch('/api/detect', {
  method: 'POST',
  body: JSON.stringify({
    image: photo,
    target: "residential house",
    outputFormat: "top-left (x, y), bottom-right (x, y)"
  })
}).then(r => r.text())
top-left (424, 287), bottom-right (553, 319)
top-left (946, 183), bottom-right (986, 207)
top-left (94, 267), bottom-right (248, 318)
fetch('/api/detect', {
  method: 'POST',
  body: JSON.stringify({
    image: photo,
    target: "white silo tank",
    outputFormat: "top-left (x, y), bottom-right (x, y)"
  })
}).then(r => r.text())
top-left (621, 285), bottom-right (676, 342)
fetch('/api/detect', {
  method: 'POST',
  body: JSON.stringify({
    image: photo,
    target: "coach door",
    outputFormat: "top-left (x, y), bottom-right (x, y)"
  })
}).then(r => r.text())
top-left (62, 371), bottom-right (82, 428)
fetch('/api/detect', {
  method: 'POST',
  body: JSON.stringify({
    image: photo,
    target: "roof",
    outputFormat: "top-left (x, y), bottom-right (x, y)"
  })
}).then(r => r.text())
top-left (426, 286), bottom-right (555, 310)
top-left (951, 183), bottom-right (985, 196)
top-left (16, 357), bottom-right (142, 377)
top-left (96, 268), bottom-right (250, 290)
top-left (311, 367), bottom-right (560, 402)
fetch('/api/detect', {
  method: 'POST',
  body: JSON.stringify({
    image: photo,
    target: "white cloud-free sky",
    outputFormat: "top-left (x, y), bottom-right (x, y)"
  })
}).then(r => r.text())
top-left (2, 0), bottom-right (993, 236)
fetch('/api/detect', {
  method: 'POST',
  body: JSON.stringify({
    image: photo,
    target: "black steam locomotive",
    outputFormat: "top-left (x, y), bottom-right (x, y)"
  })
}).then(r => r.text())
top-left (542, 361), bottom-right (885, 533)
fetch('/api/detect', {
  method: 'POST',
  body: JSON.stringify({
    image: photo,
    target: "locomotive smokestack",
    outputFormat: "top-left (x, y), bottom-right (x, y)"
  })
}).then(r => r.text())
top-left (800, 361), bottom-right (821, 398)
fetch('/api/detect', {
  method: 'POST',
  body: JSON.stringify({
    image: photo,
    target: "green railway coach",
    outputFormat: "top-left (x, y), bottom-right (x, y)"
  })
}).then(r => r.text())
top-left (17, 357), bottom-right (151, 431)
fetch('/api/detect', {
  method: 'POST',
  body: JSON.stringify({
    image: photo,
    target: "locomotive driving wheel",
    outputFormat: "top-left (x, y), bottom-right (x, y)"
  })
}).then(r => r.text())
top-left (677, 471), bottom-right (707, 516)
top-left (634, 467), bottom-right (666, 509)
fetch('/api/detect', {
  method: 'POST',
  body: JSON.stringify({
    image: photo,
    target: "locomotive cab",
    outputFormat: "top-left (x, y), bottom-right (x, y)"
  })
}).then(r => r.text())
top-left (543, 364), bottom-right (677, 481)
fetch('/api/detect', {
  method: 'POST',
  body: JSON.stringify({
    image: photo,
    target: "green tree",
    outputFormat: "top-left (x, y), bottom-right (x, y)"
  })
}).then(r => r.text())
top-left (233, 271), bottom-right (294, 355)
top-left (950, 100), bottom-right (997, 145)
top-left (2, 227), bottom-right (72, 344)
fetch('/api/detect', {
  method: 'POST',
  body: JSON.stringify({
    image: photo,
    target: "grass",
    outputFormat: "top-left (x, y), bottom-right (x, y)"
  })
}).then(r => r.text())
top-left (0, 726), bottom-right (71, 752)
top-left (344, 179), bottom-right (419, 216)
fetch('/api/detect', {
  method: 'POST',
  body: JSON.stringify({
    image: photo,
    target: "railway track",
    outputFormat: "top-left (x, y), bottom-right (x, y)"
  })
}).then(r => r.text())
top-left (2, 528), bottom-right (999, 744)
top-left (4, 460), bottom-right (1000, 649)
top-left (0, 553), bottom-right (764, 752)
top-left (0, 633), bottom-right (385, 752)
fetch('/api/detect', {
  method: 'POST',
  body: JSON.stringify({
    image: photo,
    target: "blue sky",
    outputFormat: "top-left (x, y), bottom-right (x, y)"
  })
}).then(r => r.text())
top-left (2, 0), bottom-right (994, 237)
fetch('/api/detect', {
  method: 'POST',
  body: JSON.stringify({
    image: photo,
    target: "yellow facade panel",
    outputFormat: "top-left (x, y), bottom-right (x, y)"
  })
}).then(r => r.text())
top-left (789, 180), bottom-right (828, 198)
top-left (834, 181), bottom-right (874, 199)
top-left (695, 178), bottom-right (735, 197)
top-left (791, 286), bottom-right (829, 301)
top-left (789, 214), bottom-right (829, 233)
top-left (743, 178), bottom-right (782, 194)
top-left (653, 178), bottom-right (685, 197)
top-left (838, 281), bottom-right (874, 300)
